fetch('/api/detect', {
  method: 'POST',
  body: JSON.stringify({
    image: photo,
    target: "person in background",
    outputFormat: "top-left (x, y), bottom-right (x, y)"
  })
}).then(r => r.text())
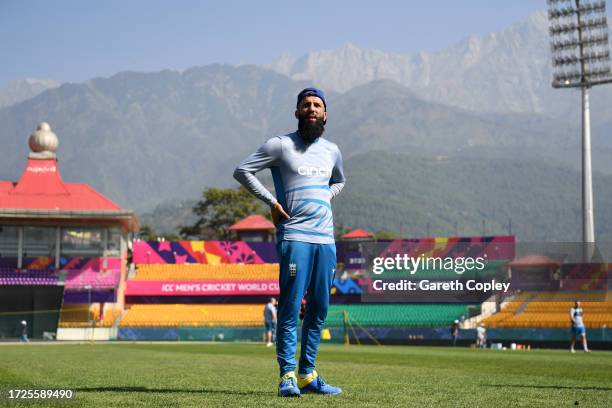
top-left (20, 320), bottom-right (29, 343)
top-left (264, 297), bottom-right (277, 347)
top-left (450, 319), bottom-right (460, 347)
top-left (570, 300), bottom-right (590, 353)
top-left (476, 324), bottom-right (487, 349)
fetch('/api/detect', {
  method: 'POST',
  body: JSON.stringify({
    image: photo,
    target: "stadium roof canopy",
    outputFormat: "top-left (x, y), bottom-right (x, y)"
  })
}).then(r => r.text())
top-left (228, 214), bottom-right (275, 231)
top-left (342, 228), bottom-right (374, 239)
top-left (0, 122), bottom-right (138, 231)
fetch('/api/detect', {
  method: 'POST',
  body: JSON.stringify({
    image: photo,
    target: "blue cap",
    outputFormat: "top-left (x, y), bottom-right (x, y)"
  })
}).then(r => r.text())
top-left (297, 87), bottom-right (327, 110)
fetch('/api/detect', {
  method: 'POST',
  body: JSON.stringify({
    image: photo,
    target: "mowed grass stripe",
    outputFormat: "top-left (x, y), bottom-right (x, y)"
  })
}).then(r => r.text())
top-left (0, 343), bottom-right (610, 407)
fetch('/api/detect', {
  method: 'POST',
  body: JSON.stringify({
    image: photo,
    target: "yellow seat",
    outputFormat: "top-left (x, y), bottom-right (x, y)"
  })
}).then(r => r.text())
top-left (483, 291), bottom-right (612, 329)
top-left (120, 304), bottom-right (265, 327)
top-left (131, 264), bottom-right (279, 281)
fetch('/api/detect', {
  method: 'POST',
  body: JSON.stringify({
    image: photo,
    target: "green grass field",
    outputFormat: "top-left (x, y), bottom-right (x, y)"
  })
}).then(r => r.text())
top-left (1, 343), bottom-right (611, 407)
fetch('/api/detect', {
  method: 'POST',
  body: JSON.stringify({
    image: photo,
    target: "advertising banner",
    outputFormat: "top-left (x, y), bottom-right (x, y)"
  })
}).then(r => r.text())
top-left (125, 280), bottom-right (279, 296)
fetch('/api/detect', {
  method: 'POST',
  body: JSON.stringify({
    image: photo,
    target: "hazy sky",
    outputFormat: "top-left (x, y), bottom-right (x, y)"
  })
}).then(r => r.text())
top-left (0, 0), bottom-right (544, 88)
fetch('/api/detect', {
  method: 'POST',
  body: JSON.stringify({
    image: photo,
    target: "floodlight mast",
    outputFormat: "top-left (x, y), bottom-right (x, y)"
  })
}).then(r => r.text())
top-left (548, 0), bottom-right (612, 253)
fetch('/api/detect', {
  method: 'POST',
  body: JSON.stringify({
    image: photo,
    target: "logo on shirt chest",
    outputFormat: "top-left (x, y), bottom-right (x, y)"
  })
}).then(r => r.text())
top-left (298, 166), bottom-right (331, 177)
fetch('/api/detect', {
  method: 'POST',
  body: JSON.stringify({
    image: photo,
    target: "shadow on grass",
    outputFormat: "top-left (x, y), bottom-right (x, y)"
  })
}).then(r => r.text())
top-left (482, 384), bottom-right (612, 392)
top-left (75, 386), bottom-right (271, 396)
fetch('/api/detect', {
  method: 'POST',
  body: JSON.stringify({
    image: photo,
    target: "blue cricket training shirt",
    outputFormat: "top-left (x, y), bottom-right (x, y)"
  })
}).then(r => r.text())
top-left (233, 132), bottom-right (345, 244)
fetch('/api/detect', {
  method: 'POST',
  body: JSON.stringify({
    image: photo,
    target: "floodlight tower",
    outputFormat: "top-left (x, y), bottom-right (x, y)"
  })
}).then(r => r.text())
top-left (548, 0), bottom-right (612, 250)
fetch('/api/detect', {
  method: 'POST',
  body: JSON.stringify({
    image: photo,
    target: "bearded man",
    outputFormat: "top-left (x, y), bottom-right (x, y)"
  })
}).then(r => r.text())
top-left (234, 87), bottom-right (345, 397)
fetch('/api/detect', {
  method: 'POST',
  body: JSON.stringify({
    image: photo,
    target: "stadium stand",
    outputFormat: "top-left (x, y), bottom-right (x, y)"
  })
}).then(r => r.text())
top-left (0, 268), bottom-right (120, 288)
top-left (120, 304), bottom-right (263, 327)
top-left (325, 304), bottom-right (470, 327)
top-left (0, 269), bottom-right (59, 285)
top-left (560, 263), bottom-right (609, 291)
top-left (483, 291), bottom-right (612, 328)
top-left (58, 303), bottom-right (121, 328)
top-left (64, 269), bottom-right (121, 289)
top-left (0, 256), bottom-right (122, 288)
top-left (133, 263), bottom-right (278, 281)
top-left (119, 304), bottom-right (472, 328)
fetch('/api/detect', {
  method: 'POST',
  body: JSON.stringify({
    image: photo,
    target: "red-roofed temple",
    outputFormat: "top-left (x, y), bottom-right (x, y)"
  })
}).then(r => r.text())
top-left (228, 214), bottom-right (275, 242)
top-left (342, 228), bottom-right (374, 241)
top-left (0, 123), bottom-right (138, 340)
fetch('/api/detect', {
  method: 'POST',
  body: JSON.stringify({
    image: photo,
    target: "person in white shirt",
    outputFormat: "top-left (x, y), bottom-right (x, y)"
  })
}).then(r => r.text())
top-left (476, 324), bottom-right (487, 348)
top-left (570, 301), bottom-right (589, 353)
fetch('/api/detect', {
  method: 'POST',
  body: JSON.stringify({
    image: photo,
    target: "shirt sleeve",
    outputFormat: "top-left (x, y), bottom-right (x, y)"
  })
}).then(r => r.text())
top-left (329, 146), bottom-right (346, 199)
top-left (233, 137), bottom-right (282, 206)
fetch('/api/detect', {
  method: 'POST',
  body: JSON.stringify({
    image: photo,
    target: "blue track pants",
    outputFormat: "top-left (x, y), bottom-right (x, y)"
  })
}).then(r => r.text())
top-left (275, 240), bottom-right (336, 376)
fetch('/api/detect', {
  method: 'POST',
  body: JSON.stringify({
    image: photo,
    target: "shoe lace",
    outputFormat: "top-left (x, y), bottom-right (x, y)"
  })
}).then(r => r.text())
top-left (315, 375), bottom-right (327, 387)
top-left (281, 375), bottom-right (296, 388)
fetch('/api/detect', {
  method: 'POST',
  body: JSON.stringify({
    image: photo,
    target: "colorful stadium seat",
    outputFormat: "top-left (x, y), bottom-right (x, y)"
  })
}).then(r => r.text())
top-left (483, 291), bottom-right (612, 328)
top-left (120, 304), bottom-right (264, 327)
top-left (132, 263), bottom-right (279, 281)
top-left (325, 304), bottom-right (470, 327)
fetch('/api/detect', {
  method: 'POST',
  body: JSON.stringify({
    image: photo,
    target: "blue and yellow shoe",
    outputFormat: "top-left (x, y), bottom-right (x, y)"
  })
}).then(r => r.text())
top-left (298, 370), bottom-right (342, 395)
top-left (278, 372), bottom-right (301, 397)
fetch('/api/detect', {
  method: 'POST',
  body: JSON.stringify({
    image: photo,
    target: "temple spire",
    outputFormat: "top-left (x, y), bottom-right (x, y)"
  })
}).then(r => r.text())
top-left (28, 122), bottom-right (58, 159)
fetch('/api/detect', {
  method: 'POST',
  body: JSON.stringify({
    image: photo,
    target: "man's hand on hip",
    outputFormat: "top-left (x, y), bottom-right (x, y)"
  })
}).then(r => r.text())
top-left (271, 202), bottom-right (290, 225)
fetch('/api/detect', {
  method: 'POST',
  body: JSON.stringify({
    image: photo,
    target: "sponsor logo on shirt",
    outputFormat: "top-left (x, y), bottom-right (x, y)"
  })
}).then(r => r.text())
top-left (289, 263), bottom-right (297, 277)
top-left (298, 166), bottom-right (331, 177)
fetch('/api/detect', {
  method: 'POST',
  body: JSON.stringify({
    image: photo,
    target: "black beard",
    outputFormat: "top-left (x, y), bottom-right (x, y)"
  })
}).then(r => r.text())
top-left (298, 116), bottom-right (325, 143)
